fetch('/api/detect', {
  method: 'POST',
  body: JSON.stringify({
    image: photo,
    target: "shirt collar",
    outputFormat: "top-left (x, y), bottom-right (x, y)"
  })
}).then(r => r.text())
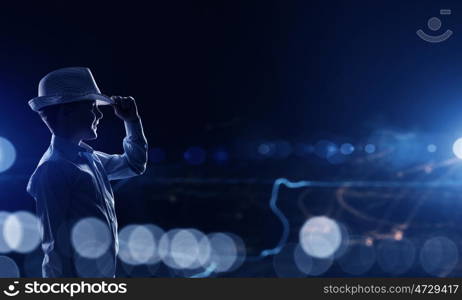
top-left (51, 135), bottom-right (94, 160)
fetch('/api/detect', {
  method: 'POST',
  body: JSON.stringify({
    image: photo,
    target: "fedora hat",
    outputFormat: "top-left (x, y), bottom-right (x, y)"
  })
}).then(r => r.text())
top-left (28, 67), bottom-right (114, 112)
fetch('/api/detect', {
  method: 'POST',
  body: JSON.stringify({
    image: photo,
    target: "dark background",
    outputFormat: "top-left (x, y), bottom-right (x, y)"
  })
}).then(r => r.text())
top-left (1, 0), bottom-right (462, 277)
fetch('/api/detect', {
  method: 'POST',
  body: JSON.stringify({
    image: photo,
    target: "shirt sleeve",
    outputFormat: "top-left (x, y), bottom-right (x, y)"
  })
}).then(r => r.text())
top-left (27, 161), bottom-right (77, 277)
top-left (93, 118), bottom-right (148, 181)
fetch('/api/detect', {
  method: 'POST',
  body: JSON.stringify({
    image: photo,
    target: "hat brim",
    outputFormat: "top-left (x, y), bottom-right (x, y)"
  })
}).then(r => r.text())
top-left (28, 93), bottom-right (114, 112)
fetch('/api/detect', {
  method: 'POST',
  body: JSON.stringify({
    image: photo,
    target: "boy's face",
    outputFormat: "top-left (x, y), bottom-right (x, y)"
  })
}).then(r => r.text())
top-left (66, 101), bottom-right (103, 141)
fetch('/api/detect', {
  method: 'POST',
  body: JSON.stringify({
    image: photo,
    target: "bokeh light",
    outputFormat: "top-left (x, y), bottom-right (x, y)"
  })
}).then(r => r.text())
top-left (170, 229), bottom-right (201, 269)
top-left (258, 143), bottom-right (275, 157)
top-left (0, 211), bottom-right (11, 253)
top-left (273, 140), bottom-right (293, 159)
top-left (157, 228), bottom-right (226, 275)
top-left (333, 223), bottom-right (351, 259)
top-left (364, 144), bottom-right (376, 154)
top-left (272, 243), bottom-right (306, 277)
top-left (207, 232), bottom-right (245, 273)
top-left (118, 224), bottom-right (162, 266)
top-left (197, 232), bottom-right (212, 268)
top-left (294, 244), bottom-right (333, 276)
top-left (376, 239), bottom-right (416, 275)
top-left (181, 229), bottom-right (211, 271)
top-left (299, 216), bottom-right (342, 258)
top-left (71, 218), bottom-right (111, 259)
top-left (326, 152), bottom-right (347, 165)
top-left (427, 144), bottom-right (437, 153)
top-left (158, 229), bottom-right (182, 269)
top-left (128, 225), bottom-right (157, 265)
top-left (224, 233), bottom-right (246, 273)
top-left (294, 143), bottom-right (314, 157)
top-left (4, 215), bottom-right (21, 250)
top-left (340, 143), bottom-right (355, 155)
top-left (212, 149), bottom-right (229, 164)
top-left (337, 237), bottom-right (376, 275)
top-left (0, 137), bottom-right (16, 173)
top-left (420, 236), bottom-right (458, 277)
top-left (207, 233), bottom-right (237, 273)
top-left (144, 224), bottom-right (165, 265)
top-left (293, 244), bottom-right (313, 275)
top-left (184, 147), bottom-right (206, 165)
top-left (3, 211), bottom-right (41, 253)
top-left (452, 138), bottom-right (462, 159)
top-left (118, 225), bottom-right (138, 265)
top-left (120, 261), bottom-right (160, 278)
top-left (0, 255), bottom-right (20, 277)
top-left (75, 252), bottom-right (115, 277)
top-left (314, 140), bottom-right (337, 159)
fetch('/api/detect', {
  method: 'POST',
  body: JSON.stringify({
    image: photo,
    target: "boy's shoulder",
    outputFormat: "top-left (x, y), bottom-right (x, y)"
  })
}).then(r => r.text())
top-left (26, 152), bottom-right (79, 198)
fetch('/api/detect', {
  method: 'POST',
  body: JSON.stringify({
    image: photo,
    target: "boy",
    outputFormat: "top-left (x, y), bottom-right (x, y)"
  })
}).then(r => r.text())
top-left (27, 67), bottom-right (148, 277)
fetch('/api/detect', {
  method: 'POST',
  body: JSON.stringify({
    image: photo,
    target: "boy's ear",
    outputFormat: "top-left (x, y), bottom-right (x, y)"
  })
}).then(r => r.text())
top-left (60, 104), bottom-right (74, 116)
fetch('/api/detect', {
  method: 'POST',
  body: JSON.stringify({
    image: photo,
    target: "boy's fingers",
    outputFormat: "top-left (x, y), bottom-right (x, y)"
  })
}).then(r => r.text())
top-left (110, 96), bottom-right (122, 106)
top-left (110, 96), bottom-right (135, 110)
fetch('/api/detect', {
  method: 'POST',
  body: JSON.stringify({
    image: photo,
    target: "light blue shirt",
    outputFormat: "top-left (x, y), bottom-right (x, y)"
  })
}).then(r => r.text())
top-left (27, 119), bottom-right (148, 277)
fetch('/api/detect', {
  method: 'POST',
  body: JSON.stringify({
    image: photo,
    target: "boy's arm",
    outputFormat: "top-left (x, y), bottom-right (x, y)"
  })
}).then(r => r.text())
top-left (93, 96), bottom-right (148, 181)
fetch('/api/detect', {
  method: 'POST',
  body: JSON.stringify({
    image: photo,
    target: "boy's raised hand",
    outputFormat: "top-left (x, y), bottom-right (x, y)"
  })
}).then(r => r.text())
top-left (111, 96), bottom-right (139, 122)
